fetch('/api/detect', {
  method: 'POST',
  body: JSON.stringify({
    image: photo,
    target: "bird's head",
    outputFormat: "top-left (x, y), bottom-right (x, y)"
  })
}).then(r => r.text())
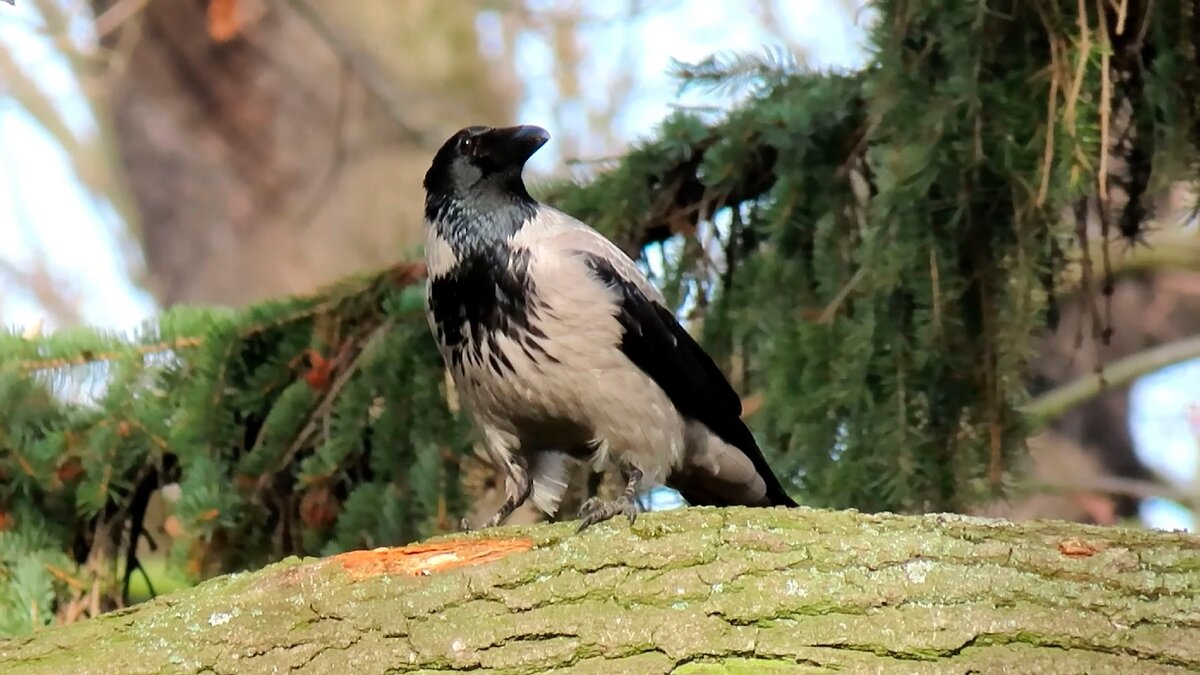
top-left (424, 125), bottom-right (549, 212)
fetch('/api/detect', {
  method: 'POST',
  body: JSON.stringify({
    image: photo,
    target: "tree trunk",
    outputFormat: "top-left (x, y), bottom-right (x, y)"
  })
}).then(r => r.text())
top-left (91, 0), bottom-right (515, 306)
top-left (1, 507), bottom-right (1196, 674)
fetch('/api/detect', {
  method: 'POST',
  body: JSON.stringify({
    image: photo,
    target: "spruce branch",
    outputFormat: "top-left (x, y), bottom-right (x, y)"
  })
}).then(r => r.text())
top-left (15, 337), bottom-right (204, 374)
top-left (669, 46), bottom-right (801, 96)
top-left (268, 320), bottom-right (394, 491)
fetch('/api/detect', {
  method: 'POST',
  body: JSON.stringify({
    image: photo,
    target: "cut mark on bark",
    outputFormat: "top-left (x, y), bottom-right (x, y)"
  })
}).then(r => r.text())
top-left (332, 537), bottom-right (534, 579)
top-left (1057, 538), bottom-right (1104, 558)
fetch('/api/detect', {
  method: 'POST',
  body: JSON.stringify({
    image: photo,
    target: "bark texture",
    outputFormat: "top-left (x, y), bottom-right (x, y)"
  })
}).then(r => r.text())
top-left (1, 507), bottom-right (1197, 674)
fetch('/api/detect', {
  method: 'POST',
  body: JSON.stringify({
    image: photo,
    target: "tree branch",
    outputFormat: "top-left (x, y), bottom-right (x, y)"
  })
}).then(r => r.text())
top-left (1059, 227), bottom-right (1200, 296)
top-left (1023, 334), bottom-right (1200, 429)
top-left (1, 507), bottom-right (1197, 673)
top-left (1030, 474), bottom-right (1196, 503)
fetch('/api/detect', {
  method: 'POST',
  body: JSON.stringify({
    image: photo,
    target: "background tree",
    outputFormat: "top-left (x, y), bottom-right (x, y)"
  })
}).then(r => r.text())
top-left (89, 0), bottom-right (517, 305)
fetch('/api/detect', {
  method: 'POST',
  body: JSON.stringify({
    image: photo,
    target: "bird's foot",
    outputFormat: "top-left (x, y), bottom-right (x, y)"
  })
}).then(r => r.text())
top-left (460, 466), bottom-right (533, 533)
top-left (576, 495), bottom-right (639, 532)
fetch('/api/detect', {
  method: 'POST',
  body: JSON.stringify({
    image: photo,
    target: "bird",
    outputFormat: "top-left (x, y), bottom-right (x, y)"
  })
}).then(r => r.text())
top-left (421, 124), bottom-right (797, 532)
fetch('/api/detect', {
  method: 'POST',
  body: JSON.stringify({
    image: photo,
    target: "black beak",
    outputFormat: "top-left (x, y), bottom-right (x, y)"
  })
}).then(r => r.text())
top-left (483, 125), bottom-right (550, 166)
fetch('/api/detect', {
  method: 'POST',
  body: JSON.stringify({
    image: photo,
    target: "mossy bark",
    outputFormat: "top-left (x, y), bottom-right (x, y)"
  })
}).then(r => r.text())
top-left (1, 507), bottom-right (1197, 674)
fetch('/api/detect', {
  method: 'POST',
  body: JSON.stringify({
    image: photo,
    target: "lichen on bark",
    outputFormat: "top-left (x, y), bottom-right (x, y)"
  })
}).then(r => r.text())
top-left (1, 506), bottom-right (1197, 674)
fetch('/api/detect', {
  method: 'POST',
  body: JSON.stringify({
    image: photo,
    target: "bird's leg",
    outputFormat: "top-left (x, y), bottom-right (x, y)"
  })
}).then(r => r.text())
top-left (486, 469), bottom-right (534, 527)
top-left (460, 456), bottom-right (532, 532)
top-left (576, 464), bottom-right (643, 532)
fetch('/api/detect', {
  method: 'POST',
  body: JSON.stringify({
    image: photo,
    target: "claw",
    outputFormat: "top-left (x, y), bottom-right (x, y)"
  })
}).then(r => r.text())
top-left (575, 465), bottom-right (644, 533)
top-left (575, 495), bottom-right (640, 532)
top-left (459, 516), bottom-right (475, 533)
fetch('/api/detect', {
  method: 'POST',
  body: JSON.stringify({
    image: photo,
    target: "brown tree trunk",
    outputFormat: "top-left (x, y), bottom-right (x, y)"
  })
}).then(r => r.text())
top-left (92, 0), bottom-right (516, 306)
top-left (2, 507), bottom-right (1196, 673)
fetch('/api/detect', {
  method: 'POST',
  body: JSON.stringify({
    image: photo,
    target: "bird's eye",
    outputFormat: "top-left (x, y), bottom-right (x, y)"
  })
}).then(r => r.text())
top-left (460, 137), bottom-right (475, 152)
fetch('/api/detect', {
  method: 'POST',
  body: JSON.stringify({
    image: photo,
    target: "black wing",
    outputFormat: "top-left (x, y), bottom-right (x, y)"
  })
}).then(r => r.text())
top-left (580, 253), bottom-right (796, 507)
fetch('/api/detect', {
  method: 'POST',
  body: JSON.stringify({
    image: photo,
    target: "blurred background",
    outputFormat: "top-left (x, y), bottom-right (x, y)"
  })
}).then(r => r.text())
top-left (0, 0), bottom-right (864, 325)
top-left (0, 0), bottom-right (1194, 550)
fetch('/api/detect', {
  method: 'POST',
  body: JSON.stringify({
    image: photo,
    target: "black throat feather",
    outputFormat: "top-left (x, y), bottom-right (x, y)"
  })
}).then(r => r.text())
top-left (426, 196), bottom-right (557, 376)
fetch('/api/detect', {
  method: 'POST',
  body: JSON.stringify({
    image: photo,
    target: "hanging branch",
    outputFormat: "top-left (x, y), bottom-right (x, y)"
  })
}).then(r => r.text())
top-left (1024, 334), bottom-right (1200, 429)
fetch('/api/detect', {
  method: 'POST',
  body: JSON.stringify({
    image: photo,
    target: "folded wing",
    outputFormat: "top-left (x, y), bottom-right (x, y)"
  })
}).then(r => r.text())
top-left (536, 210), bottom-right (794, 508)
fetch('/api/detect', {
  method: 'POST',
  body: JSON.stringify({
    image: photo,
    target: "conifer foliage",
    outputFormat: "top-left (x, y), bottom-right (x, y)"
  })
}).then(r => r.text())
top-left (0, 265), bottom-right (470, 634)
top-left (2, 0), bottom-right (1196, 635)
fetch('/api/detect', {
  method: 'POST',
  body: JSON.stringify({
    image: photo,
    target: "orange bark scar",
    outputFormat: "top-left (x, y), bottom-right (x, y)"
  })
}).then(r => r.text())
top-left (1057, 538), bottom-right (1103, 558)
top-left (333, 537), bottom-right (535, 579)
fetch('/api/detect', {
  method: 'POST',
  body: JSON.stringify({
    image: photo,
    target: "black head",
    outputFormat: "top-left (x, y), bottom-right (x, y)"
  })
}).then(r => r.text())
top-left (424, 125), bottom-right (550, 204)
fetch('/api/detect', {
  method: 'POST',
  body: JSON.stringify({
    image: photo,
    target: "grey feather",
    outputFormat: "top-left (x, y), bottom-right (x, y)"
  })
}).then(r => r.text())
top-left (529, 450), bottom-right (577, 515)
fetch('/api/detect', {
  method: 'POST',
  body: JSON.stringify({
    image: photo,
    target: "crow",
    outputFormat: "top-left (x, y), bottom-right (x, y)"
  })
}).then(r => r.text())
top-left (422, 124), bottom-right (796, 531)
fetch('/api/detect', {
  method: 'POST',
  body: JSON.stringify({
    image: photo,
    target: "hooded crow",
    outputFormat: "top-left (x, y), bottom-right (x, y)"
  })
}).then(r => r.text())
top-left (422, 124), bottom-right (797, 531)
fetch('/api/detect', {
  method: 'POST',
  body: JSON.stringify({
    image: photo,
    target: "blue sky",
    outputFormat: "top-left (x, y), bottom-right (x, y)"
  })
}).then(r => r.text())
top-left (0, 0), bottom-right (152, 329)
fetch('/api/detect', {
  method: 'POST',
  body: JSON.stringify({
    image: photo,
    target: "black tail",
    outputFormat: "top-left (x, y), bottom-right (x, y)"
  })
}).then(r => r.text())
top-left (669, 418), bottom-right (797, 508)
